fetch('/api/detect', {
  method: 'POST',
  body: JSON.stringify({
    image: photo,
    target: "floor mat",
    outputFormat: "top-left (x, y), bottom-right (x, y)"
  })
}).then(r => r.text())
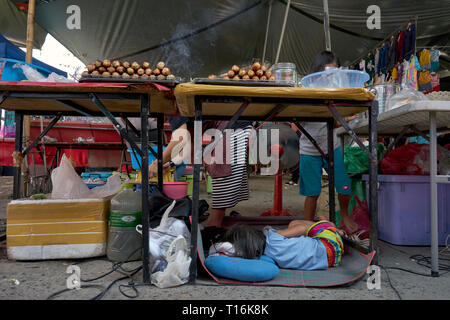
top-left (197, 224), bottom-right (375, 287)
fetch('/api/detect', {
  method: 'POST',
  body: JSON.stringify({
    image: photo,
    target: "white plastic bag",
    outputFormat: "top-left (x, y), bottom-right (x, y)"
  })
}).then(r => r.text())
top-left (386, 88), bottom-right (429, 111)
top-left (150, 235), bottom-right (192, 288)
top-left (90, 174), bottom-right (122, 199)
top-left (13, 63), bottom-right (47, 81)
top-left (135, 200), bottom-right (191, 274)
top-left (13, 63), bottom-right (73, 83)
top-left (51, 154), bottom-right (94, 199)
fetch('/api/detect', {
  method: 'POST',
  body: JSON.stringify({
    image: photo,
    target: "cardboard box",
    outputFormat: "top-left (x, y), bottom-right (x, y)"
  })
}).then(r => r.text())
top-left (6, 199), bottom-right (109, 260)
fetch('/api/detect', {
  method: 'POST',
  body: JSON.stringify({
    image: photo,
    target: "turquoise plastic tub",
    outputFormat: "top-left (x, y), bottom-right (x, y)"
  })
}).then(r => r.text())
top-left (127, 146), bottom-right (166, 170)
top-left (0, 58), bottom-right (53, 81)
top-left (301, 69), bottom-right (369, 88)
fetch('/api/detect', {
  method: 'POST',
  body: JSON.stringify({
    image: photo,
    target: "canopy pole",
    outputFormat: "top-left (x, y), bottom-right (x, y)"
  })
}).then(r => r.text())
top-left (25, 0), bottom-right (36, 143)
top-left (275, 0), bottom-right (291, 64)
top-left (24, 0), bottom-right (36, 195)
top-left (323, 0), bottom-right (331, 51)
top-left (262, 1), bottom-right (273, 64)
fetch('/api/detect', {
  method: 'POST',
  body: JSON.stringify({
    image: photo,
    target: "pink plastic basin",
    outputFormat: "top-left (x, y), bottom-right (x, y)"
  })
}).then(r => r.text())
top-left (163, 182), bottom-right (189, 200)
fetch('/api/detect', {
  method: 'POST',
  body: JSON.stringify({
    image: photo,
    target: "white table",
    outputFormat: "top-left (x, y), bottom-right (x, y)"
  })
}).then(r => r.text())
top-left (337, 100), bottom-right (450, 276)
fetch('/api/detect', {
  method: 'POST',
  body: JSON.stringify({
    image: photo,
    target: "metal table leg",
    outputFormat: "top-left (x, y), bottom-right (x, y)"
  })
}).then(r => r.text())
top-left (429, 111), bottom-right (439, 277)
top-left (13, 112), bottom-right (24, 199)
top-left (368, 100), bottom-right (379, 264)
top-left (327, 119), bottom-right (335, 224)
top-left (189, 96), bottom-right (202, 284)
top-left (140, 94), bottom-right (151, 283)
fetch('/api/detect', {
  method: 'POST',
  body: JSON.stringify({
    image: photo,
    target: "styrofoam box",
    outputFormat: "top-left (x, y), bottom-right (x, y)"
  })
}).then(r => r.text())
top-left (363, 175), bottom-right (450, 246)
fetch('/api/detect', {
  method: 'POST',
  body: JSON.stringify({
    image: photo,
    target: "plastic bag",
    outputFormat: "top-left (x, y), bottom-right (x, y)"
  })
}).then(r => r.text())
top-left (90, 174), bottom-right (123, 199)
top-left (386, 88), bottom-right (429, 111)
top-left (13, 63), bottom-right (73, 83)
top-left (150, 235), bottom-right (192, 288)
top-left (381, 143), bottom-right (443, 175)
top-left (136, 200), bottom-right (191, 274)
top-left (51, 154), bottom-right (122, 199)
top-left (344, 143), bottom-right (385, 174)
top-left (349, 196), bottom-right (370, 240)
top-left (13, 63), bottom-right (47, 82)
top-left (51, 154), bottom-right (94, 199)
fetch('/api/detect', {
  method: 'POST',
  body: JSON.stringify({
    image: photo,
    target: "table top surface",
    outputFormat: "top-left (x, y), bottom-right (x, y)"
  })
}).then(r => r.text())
top-left (336, 100), bottom-right (450, 136)
top-left (173, 83), bottom-right (375, 119)
top-left (0, 81), bottom-right (177, 115)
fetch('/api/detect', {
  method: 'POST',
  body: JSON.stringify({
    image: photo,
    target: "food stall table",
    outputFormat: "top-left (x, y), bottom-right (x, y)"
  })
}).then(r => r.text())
top-left (0, 80), bottom-right (177, 283)
top-left (173, 83), bottom-right (378, 283)
top-left (336, 100), bottom-right (450, 277)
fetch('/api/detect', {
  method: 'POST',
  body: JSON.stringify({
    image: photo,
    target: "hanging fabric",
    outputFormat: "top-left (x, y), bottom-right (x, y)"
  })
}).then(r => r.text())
top-left (418, 70), bottom-right (433, 92)
top-left (397, 31), bottom-right (405, 62)
top-left (429, 50), bottom-right (440, 72)
top-left (430, 72), bottom-right (440, 91)
top-left (403, 23), bottom-right (416, 59)
top-left (419, 49), bottom-right (431, 70)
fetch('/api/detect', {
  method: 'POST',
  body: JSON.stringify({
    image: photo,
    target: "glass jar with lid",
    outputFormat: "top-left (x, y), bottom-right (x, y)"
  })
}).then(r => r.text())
top-left (271, 62), bottom-right (298, 86)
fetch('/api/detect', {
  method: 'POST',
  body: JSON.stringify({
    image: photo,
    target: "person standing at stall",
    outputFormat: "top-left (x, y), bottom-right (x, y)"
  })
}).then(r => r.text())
top-left (299, 51), bottom-right (359, 235)
top-left (149, 116), bottom-right (253, 228)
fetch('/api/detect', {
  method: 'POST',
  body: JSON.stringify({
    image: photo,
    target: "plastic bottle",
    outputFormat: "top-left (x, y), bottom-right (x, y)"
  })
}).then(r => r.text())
top-left (106, 184), bottom-right (142, 262)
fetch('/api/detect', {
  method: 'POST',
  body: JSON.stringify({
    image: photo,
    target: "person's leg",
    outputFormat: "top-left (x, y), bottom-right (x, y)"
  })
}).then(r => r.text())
top-left (205, 208), bottom-right (226, 227)
top-left (303, 196), bottom-right (320, 221)
top-left (299, 154), bottom-right (323, 220)
top-left (324, 147), bottom-right (358, 234)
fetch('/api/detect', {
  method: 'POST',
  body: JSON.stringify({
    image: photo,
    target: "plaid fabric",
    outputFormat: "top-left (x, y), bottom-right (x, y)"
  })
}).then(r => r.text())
top-left (307, 221), bottom-right (344, 267)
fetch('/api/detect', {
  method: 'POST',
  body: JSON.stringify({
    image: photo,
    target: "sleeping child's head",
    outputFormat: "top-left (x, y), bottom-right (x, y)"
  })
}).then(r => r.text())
top-left (223, 224), bottom-right (266, 260)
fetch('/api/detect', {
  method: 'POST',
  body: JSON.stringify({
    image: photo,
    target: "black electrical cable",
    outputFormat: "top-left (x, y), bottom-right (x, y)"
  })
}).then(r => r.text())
top-left (46, 246), bottom-right (143, 300)
top-left (379, 266), bottom-right (403, 300)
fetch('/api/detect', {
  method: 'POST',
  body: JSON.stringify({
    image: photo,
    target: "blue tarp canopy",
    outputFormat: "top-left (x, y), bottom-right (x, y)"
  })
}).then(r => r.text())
top-left (0, 34), bottom-right (67, 77)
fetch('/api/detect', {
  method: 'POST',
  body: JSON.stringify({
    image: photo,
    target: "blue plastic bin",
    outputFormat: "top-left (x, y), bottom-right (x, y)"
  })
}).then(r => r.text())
top-left (81, 171), bottom-right (113, 182)
top-left (0, 58), bottom-right (53, 81)
top-left (363, 174), bottom-right (450, 246)
top-left (127, 146), bottom-right (166, 170)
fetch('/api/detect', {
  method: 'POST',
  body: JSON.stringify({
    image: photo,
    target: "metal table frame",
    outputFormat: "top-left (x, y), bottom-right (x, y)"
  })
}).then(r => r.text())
top-left (185, 93), bottom-right (379, 284)
top-left (336, 101), bottom-right (450, 277)
top-left (0, 85), bottom-right (172, 284)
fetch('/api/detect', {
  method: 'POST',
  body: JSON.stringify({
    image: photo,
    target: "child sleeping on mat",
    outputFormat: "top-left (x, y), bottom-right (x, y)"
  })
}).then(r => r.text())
top-left (219, 216), bottom-right (345, 271)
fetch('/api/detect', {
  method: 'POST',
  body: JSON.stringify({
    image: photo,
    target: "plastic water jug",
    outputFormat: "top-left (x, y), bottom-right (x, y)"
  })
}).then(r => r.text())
top-left (106, 184), bottom-right (142, 262)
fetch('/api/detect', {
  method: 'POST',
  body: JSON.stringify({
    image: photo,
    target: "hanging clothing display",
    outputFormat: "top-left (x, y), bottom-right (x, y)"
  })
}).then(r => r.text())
top-left (429, 50), bottom-right (440, 72)
top-left (418, 70), bottom-right (433, 92)
top-left (403, 24), bottom-right (416, 59)
top-left (377, 45), bottom-right (387, 75)
top-left (374, 49), bottom-right (379, 75)
top-left (397, 31), bottom-right (405, 62)
top-left (387, 36), bottom-right (398, 71)
top-left (419, 49), bottom-right (431, 70)
top-left (405, 56), bottom-right (419, 89)
top-left (430, 72), bottom-right (440, 91)
top-left (359, 59), bottom-right (366, 72)
top-left (365, 53), bottom-right (375, 83)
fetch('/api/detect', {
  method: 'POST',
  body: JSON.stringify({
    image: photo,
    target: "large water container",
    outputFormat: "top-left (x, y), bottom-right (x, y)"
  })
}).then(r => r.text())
top-left (106, 184), bottom-right (142, 262)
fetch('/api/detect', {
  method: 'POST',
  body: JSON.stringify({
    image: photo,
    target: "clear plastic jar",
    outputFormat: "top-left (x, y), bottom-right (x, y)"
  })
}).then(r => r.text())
top-left (271, 62), bottom-right (298, 86)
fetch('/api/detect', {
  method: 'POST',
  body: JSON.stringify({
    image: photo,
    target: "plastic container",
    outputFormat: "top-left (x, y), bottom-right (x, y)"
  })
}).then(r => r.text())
top-left (127, 146), bottom-right (166, 170)
top-left (106, 184), bottom-right (142, 262)
top-left (362, 174), bottom-right (450, 245)
top-left (0, 58), bottom-right (52, 81)
top-left (81, 171), bottom-right (113, 182)
top-left (369, 84), bottom-right (401, 114)
top-left (271, 62), bottom-right (298, 86)
top-left (163, 181), bottom-right (189, 200)
top-left (301, 69), bottom-right (369, 88)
